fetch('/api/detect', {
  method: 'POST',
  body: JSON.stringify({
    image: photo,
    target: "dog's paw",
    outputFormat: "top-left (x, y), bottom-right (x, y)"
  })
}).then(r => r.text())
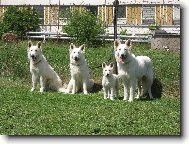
top-left (110, 97), bottom-right (115, 101)
top-left (40, 88), bottom-right (44, 93)
top-left (83, 90), bottom-right (88, 95)
top-left (128, 98), bottom-right (134, 102)
top-left (31, 88), bottom-right (35, 92)
top-left (135, 95), bottom-right (140, 99)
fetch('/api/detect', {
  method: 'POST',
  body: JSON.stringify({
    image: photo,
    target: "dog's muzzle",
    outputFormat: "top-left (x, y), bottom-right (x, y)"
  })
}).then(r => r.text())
top-left (74, 57), bottom-right (79, 61)
top-left (106, 73), bottom-right (110, 77)
top-left (31, 55), bottom-right (37, 61)
top-left (120, 54), bottom-right (126, 64)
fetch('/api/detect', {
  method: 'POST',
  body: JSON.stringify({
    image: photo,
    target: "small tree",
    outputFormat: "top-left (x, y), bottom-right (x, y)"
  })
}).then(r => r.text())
top-left (0, 6), bottom-right (40, 37)
top-left (63, 9), bottom-right (105, 45)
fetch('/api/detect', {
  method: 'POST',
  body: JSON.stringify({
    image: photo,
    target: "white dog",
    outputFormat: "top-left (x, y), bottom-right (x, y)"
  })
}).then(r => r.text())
top-left (102, 62), bottom-right (119, 100)
top-left (114, 39), bottom-right (154, 102)
top-left (65, 43), bottom-right (94, 94)
top-left (27, 41), bottom-right (64, 92)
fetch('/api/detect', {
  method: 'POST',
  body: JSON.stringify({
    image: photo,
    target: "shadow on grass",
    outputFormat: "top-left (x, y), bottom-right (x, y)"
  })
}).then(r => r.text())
top-left (117, 78), bottom-right (163, 101)
top-left (140, 78), bottom-right (163, 101)
top-left (90, 83), bottom-right (103, 93)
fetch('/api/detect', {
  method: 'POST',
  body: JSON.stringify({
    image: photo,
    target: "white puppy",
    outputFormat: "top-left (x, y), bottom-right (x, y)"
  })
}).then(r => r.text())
top-left (102, 62), bottom-right (119, 100)
top-left (65, 43), bottom-right (94, 94)
top-left (114, 39), bottom-right (154, 102)
top-left (27, 41), bottom-right (64, 92)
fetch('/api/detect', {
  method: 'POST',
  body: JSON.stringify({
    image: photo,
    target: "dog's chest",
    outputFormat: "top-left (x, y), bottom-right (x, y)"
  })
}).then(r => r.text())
top-left (102, 77), bottom-right (114, 88)
top-left (71, 65), bottom-right (86, 77)
top-left (30, 64), bottom-right (40, 74)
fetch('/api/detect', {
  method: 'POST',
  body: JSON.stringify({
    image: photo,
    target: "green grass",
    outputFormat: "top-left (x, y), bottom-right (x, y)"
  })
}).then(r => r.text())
top-left (0, 40), bottom-right (180, 135)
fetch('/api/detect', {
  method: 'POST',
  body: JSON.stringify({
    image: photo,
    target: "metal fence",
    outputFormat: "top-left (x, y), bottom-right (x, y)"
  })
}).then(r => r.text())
top-left (0, 0), bottom-right (180, 49)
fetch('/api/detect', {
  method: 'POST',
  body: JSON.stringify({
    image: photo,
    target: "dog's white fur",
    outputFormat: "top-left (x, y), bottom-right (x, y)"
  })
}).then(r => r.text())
top-left (65, 43), bottom-right (94, 94)
top-left (114, 39), bottom-right (154, 102)
top-left (27, 41), bottom-right (64, 92)
top-left (102, 62), bottom-right (119, 100)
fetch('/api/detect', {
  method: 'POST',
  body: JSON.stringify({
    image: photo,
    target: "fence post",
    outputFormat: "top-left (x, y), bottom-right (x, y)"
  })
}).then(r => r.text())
top-left (113, 0), bottom-right (119, 74)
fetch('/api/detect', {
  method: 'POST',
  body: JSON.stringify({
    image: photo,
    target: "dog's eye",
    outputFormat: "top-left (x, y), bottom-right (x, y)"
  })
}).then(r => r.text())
top-left (105, 70), bottom-right (107, 71)
top-left (73, 52), bottom-right (75, 53)
top-left (119, 48), bottom-right (121, 51)
top-left (35, 50), bottom-right (37, 52)
top-left (31, 50), bottom-right (32, 51)
top-left (78, 52), bottom-right (80, 54)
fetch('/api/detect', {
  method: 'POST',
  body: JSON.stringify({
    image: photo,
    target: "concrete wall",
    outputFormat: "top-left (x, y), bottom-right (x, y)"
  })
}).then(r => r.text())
top-left (151, 35), bottom-right (180, 51)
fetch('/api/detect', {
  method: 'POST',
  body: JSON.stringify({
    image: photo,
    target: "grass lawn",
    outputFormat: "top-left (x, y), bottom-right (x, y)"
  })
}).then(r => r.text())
top-left (0, 40), bottom-right (180, 135)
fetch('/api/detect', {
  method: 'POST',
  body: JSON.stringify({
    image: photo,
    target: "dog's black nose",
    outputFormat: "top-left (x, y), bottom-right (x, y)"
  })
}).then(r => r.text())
top-left (31, 55), bottom-right (35, 58)
top-left (107, 74), bottom-right (110, 76)
top-left (121, 54), bottom-right (124, 57)
top-left (74, 57), bottom-right (79, 61)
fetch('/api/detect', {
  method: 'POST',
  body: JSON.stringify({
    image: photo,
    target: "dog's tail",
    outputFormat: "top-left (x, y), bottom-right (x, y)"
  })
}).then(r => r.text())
top-left (88, 79), bottom-right (94, 91)
top-left (58, 82), bottom-right (68, 93)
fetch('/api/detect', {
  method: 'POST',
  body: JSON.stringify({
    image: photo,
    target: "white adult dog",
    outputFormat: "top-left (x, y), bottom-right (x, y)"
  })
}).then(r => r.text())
top-left (28, 41), bottom-right (64, 92)
top-left (102, 62), bottom-right (119, 100)
top-left (65, 43), bottom-right (94, 94)
top-left (114, 39), bottom-right (154, 102)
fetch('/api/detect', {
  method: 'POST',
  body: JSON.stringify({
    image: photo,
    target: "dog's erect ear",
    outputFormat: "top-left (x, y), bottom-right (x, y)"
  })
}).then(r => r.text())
top-left (109, 62), bottom-right (114, 68)
top-left (114, 39), bottom-right (120, 50)
top-left (79, 44), bottom-right (85, 52)
top-left (37, 41), bottom-right (42, 49)
top-left (70, 43), bottom-right (75, 51)
top-left (125, 39), bottom-right (132, 48)
top-left (102, 62), bottom-right (106, 68)
top-left (114, 39), bottom-right (120, 47)
top-left (28, 41), bottom-right (33, 48)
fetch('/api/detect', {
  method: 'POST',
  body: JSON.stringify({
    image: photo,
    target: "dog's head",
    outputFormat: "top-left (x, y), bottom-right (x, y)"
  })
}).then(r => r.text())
top-left (102, 62), bottom-right (114, 77)
top-left (27, 41), bottom-right (42, 63)
top-left (114, 39), bottom-right (132, 64)
top-left (69, 43), bottom-right (85, 65)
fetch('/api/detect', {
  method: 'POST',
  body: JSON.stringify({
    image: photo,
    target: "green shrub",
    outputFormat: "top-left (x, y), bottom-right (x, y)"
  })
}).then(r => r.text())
top-left (0, 6), bottom-right (40, 37)
top-left (148, 23), bottom-right (160, 30)
top-left (63, 9), bottom-right (105, 45)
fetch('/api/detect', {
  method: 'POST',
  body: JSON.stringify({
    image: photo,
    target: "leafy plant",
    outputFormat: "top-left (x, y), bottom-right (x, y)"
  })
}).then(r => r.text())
top-left (148, 23), bottom-right (160, 30)
top-left (0, 6), bottom-right (40, 37)
top-left (63, 9), bottom-right (105, 45)
top-left (120, 27), bottom-right (127, 35)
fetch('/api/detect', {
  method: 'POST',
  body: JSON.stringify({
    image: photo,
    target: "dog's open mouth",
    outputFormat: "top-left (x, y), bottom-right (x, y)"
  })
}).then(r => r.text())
top-left (120, 55), bottom-right (126, 64)
top-left (31, 55), bottom-right (37, 61)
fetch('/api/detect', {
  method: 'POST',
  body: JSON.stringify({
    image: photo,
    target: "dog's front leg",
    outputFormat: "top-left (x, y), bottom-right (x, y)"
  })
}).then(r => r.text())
top-left (123, 80), bottom-right (129, 101)
top-left (83, 80), bottom-right (88, 94)
top-left (31, 73), bottom-right (38, 92)
top-left (128, 79), bottom-right (136, 102)
top-left (110, 88), bottom-right (114, 100)
top-left (40, 76), bottom-right (46, 93)
top-left (103, 87), bottom-right (108, 99)
top-left (72, 79), bottom-right (76, 94)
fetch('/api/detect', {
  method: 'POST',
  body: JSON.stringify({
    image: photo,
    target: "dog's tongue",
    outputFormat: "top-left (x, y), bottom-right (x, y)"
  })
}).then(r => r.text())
top-left (120, 57), bottom-right (124, 64)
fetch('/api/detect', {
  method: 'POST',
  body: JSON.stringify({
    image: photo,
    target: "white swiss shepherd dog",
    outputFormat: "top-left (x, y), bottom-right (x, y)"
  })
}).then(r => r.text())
top-left (64, 43), bottom-right (94, 94)
top-left (27, 41), bottom-right (64, 92)
top-left (114, 39), bottom-right (154, 102)
top-left (102, 62), bottom-right (119, 100)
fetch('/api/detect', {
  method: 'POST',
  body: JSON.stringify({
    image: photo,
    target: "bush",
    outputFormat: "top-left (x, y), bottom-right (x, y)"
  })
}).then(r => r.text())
top-left (63, 9), bottom-right (105, 45)
top-left (0, 6), bottom-right (40, 37)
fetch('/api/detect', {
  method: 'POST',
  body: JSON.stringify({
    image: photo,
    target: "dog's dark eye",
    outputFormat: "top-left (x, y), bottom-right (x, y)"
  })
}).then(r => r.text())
top-left (35, 50), bottom-right (37, 52)
top-left (105, 70), bottom-right (107, 71)
top-left (31, 50), bottom-right (32, 51)
top-left (119, 48), bottom-right (121, 51)
top-left (74, 52), bottom-right (75, 53)
top-left (78, 52), bottom-right (80, 54)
